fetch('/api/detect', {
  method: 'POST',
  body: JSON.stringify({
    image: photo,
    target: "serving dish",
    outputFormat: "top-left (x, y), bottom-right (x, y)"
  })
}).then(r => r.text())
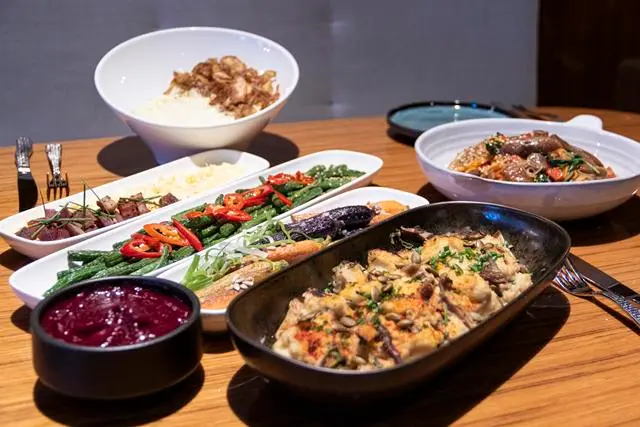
top-left (387, 101), bottom-right (517, 141)
top-left (0, 149), bottom-right (269, 259)
top-left (226, 202), bottom-right (570, 397)
top-left (31, 276), bottom-right (202, 400)
top-left (95, 27), bottom-right (299, 163)
top-left (414, 114), bottom-right (640, 220)
top-left (159, 186), bottom-right (429, 333)
top-left (10, 150), bottom-right (383, 309)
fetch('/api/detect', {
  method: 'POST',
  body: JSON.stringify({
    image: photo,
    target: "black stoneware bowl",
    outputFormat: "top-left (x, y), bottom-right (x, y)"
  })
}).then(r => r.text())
top-left (226, 202), bottom-right (571, 397)
top-left (31, 276), bottom-right (202, 400)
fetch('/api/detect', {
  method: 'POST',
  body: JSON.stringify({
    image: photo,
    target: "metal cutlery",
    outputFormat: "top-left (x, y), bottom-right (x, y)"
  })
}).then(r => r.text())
top-left (568, 254), bottom-right (640, 304)
top-left (554, 257), bottom-right (640, 328)
top-left (511, 104), bottom-right (561, 121)
top-left (15, 136), bottom-right (38, 212)
top-left (45, 143), bottom-right (69, 200)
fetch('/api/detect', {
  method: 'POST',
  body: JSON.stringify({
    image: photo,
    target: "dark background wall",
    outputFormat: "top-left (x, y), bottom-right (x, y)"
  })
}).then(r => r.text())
top-left (0, 0), bottom-right (538, 145)
top-left (538, 0), bottom-right (640, 113)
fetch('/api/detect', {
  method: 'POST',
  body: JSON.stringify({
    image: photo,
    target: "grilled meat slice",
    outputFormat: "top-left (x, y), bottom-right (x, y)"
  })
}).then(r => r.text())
top-left (97, 196), bottom-right (118, 214)
top-left (159, 193), bottom-right (179, 207)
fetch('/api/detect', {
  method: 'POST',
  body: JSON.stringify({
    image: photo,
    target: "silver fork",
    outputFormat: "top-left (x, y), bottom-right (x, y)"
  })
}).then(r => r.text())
top-left (45, 143), bottom-right (69, 200)
top-left (554, 259), bottom-right (640, 328)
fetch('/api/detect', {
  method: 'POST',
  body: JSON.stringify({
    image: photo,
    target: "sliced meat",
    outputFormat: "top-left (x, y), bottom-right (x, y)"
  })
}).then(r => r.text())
top-left (16, 226), bottom-right (39, 240)
top-left (65, 223), bottom-right (85, 236)
top-left (38, 227), bottom-right (60, 241)
top-left (136, 202), bottom-right (150, 215)
top-left (97, 196), bottom-right (118, 214)
top-left (159, 193), bottom-right (179, 207)
top-left (117, 200), bottom-right (139, 219)
top-left (58, 208), bottom-right (73, 219)
top-left (128, 192), bottom-right (151, 215)
top-left (96, 216), bottom-right (118, 228)
top-left (56, 228), bottom-right (71, 239)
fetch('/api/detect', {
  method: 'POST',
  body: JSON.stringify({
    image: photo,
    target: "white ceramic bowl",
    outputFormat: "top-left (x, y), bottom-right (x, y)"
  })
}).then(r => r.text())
top-left (95, 27), bottom-right (299, 163)
top-left (415, 115), bottom-right (640, 221)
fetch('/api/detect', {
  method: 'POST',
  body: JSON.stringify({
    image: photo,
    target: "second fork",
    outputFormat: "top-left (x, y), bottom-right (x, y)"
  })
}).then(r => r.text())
top-left (554, 260), bottom-right (640, 328)
top-left (45, 143), bottom-right (69, 200)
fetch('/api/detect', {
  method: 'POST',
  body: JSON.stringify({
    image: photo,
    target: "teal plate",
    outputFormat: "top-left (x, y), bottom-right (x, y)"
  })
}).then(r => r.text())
top-left (387, 101), bottom-right (517, 141)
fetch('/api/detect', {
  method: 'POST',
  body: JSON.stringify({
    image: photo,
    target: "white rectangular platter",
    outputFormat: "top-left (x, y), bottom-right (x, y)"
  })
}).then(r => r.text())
top-left (0, 149), bottom-right (269, 259)
top-left (158, 186), bottom-right (430, 333)
top-left (10, 150), bottom-right (383, 309)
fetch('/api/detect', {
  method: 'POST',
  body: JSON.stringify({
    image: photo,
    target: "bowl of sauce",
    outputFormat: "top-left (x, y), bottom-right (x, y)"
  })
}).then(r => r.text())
top-left (31, 277), bottom-right (202, 400)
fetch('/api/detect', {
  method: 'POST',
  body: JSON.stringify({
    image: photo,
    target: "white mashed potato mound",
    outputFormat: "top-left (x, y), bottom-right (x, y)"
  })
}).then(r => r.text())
top-left (132, 90), bottom-right (236, 126)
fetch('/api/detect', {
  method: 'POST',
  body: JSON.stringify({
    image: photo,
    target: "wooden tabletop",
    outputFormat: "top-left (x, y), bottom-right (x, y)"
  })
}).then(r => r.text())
top-left (1, 107), bottom-right (639, 426)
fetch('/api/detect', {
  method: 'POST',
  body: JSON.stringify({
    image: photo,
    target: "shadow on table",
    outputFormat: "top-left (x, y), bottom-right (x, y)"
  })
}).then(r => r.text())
top-left (11, 305), bottom-right (31, 333)
top-left (97, 136), bottom-right (157, 176)
top-left (416, 183), bottom-right (449, 204)
top-left (415, 184), bottom-right (640, 246)
top-left (202, 333), bottom-right (235, 354)
top-left (97, 132), bottom-right (299, 177)
top-left (0, 248), bottom-right (31, 272)
top-left (226, 287), bottom-right (570, 427)
top-left (33, 364), bottom-right (205, 426)
top-left (560, 196), bottom-right (640, 246)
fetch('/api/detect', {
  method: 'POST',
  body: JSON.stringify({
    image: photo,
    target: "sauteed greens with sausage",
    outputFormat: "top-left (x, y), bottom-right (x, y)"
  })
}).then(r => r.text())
top-left (44, 164), bottom-right (364, 296)
top-left (449, 130), bottom-right (615, 182)
top-left (272, 227), bottom-right (532, 371)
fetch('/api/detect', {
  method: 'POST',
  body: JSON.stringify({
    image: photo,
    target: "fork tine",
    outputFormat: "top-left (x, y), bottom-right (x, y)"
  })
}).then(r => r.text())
top-left (64, 172), bottom-right (70, 197)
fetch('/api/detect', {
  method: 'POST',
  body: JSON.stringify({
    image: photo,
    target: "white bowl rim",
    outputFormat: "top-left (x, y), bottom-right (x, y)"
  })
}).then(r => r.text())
top-left (94, 26), bottom-right (300, 130)
top-left (414, 116), bottom-right (640, 187)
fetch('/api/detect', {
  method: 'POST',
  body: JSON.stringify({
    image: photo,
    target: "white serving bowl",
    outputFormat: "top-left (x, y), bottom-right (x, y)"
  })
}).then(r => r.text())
top-left (95, 27), bottom-right (299, 163)
top-left (415, 115), bottom-right (640, 221)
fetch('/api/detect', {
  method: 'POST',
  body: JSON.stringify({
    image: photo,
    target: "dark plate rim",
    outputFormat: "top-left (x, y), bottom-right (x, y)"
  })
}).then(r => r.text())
top-left (226, 201), bottom-right (571, 377)
top-left (30, 276), bottom-right (201, 353)
top-left (387, 100), bottom-right (519, 140)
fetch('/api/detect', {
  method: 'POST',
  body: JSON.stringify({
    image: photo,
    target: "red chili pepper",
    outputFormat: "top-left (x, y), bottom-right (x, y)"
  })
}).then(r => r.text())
top-left (203, 204), bottom-right (229, 217)
top-left (184, 210), bottom-right (206, 219)
top-left (172, 219), bottom-right (204, 252)
top-left (266, 173), bottom-right (295, 185)
top-left (295, 171), bottom-right (315, 185)
top-left (143, 223), bottom-right (189, 247)
top-left (224, 193), bottom-right (245, 210)
top-left (130, 233), bottom-right (161, 246)
top-left (241, 184), bottom-right (274, 200)
top-left (219, 209), bottom-right (252, 222)
top-left (120, 238), bottom-right (163, 258)
top-left (273, 189), bottom-right (293, 206)
top-left (242, 196), bottom-right (268, 208)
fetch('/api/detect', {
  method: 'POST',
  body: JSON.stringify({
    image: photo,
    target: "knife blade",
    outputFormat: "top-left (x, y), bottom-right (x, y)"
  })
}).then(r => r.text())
top-left (15, 137), bottom-right (38, 212)
top-left (569, 253), bottom-right (640, 305)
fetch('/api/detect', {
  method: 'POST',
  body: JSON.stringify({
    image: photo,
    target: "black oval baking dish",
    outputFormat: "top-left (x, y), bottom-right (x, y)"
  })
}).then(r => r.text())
top-left (31, 276), bottom-right (203, 400)
top-left (226, 202), bottom-right (570, 397)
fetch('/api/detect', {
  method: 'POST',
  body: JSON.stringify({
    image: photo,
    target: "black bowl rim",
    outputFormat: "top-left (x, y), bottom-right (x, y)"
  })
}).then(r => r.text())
top-left (31, 276), bottom-right (201, 353)
top-left (226, 201), bottom-right (571, 377)
top-left (387, 100), bottom-right (519, 140)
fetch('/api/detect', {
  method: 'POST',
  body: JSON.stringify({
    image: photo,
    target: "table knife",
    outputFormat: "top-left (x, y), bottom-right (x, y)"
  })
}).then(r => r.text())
top-left (569, 253), bottom-right (640, 305)
top-left (15, 136), bottom-right (38, 212)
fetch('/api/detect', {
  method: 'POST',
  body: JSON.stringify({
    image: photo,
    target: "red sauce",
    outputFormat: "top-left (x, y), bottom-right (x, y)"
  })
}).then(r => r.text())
top-left (40, 284), bottom-right (191, 347)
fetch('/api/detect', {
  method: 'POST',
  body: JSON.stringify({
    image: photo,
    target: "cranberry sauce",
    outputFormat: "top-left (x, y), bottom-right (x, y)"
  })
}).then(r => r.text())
top-left (40, 283), bottom-right (192, 347)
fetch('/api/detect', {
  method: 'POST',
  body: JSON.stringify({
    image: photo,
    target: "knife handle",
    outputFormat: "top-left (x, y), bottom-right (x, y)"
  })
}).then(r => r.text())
top-left (15, 136), bottom-right (33, 170)
top-left (598, 289), bottom-right (640, 328)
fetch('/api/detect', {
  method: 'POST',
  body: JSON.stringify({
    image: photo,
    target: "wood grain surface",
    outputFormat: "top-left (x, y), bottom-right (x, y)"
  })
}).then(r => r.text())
top-left (1, 108), bottom-right (639, 426)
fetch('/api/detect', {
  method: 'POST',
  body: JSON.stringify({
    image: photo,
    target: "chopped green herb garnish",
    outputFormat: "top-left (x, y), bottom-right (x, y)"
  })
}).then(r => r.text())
top-left (470, 251), bottom-right (503, 272)
top-left (451, 264), bottom-right (463, 276)
top-left (429, 245), bottom-right (455, 269)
